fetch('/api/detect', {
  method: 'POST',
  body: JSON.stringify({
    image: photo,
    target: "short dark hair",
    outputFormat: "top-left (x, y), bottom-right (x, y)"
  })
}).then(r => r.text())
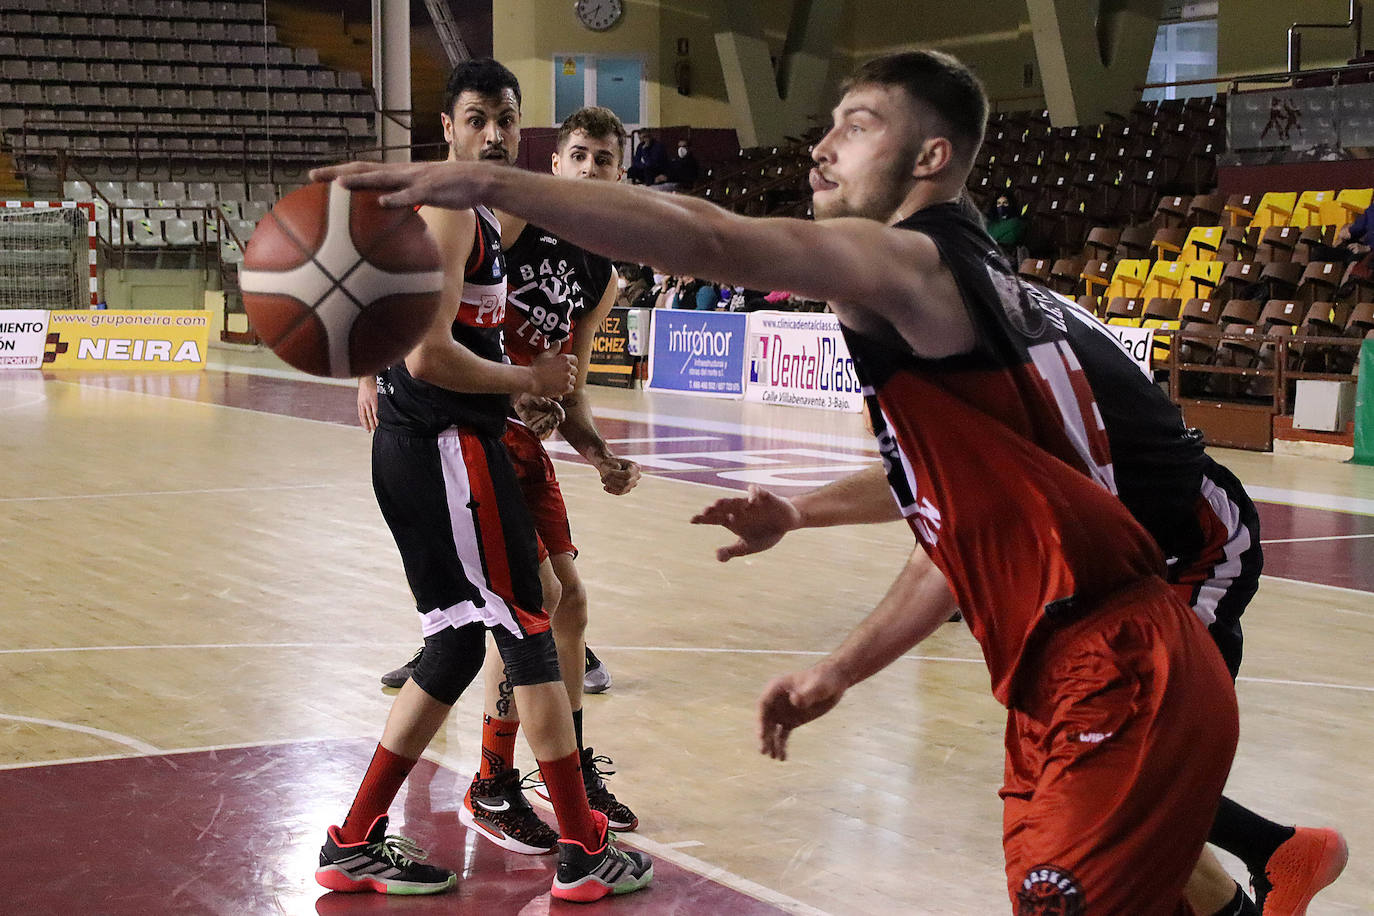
top-left (842, 50), bottom-right (988, 165)
top-left (556, 106), bottom-right (628, 159)
top-left (443, 58), bottom-right (521, 116)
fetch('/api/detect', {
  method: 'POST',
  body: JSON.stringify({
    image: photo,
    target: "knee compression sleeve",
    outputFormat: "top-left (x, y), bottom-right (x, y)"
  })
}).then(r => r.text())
top-left (410, 624), bottom-right (487, 705)
top-left (492, 628), bottom-right (561, 686)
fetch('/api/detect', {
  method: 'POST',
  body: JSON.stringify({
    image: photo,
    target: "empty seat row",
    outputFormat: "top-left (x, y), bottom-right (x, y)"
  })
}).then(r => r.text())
top-left (1083, 223), bottom-right (1354, 266)
top-left (0, 83), bottom-right (374, 115)
top-left (0, 13), bottom-right (273, 43)
top-left (1220, 188), bottom-right (1373, 231)
top-left (0, 59), bottom-right (363, 91)
top-left (68, 179), bottom-right (282, 208)
top-left (0, 36), bottom-right (319, 67)
top-left (0, 0), bottom-right (262, 20)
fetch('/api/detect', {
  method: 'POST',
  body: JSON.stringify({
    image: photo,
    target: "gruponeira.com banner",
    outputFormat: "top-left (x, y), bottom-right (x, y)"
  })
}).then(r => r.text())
top-left (647, 310), bottom-right (747, 398)
top-left (44, 310), bottom-right (210, 371)
top-left (745, 310), bottom-right (862, 412)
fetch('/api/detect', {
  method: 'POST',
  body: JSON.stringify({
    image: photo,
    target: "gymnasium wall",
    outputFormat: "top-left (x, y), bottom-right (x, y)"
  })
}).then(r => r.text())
top-left (1217, 0), bottom-right (1372, 77)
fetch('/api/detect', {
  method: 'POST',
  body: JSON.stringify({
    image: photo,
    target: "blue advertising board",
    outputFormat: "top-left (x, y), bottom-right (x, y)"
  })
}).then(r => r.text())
top-left (646, 310), bottom-right (748, 398)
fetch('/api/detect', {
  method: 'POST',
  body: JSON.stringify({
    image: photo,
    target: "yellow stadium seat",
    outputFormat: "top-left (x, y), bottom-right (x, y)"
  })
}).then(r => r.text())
top-left (1180, 261), bottom-right (1224, 301)
top-left (1103, 258), bottom-right (1151, 301)
top-left (1180, 226), bottom-right (1224, 262)
top-left (1291, 190), bottom-right (1339, 229)
top-left (1336, 187), bottom-right (1373, 225)
top-left (1249, 191), bottom-right (1297, 230)
top-left (1141, 260), bottom-right (1187, 300)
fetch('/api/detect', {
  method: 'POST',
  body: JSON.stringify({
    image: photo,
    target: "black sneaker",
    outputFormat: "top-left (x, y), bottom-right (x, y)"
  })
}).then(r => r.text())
top-left (551, 810), bottom-right (653, 902)
top-left (314, 814), bottom-right (456, 895)
top-left (380, 647), bottom-right (423, 688)
top-left (459, 768), bottom-right (559, 855)
top-left (583, 646), bottom-right (612, 694)
top-left (581, 747), bottom-right (638, 831)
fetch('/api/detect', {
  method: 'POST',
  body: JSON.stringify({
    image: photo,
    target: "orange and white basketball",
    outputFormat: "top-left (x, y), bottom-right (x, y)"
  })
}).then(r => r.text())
top-left (240, 181), bottom-right (443, 378)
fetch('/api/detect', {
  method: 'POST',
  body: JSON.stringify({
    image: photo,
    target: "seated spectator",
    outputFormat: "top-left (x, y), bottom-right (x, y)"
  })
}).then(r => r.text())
top-left (984, 193), bottom-right (1026, 253)
top-left (695, 280), bottom-right (720, 310)
top-left (628, 132), bottom-right (671, 186)
top-left (667, 139), bottom-right (700, 189)
top-left (1336, 199), bottom-right (1373, 267)
top-left (616, 263), bottom-right (653, 310)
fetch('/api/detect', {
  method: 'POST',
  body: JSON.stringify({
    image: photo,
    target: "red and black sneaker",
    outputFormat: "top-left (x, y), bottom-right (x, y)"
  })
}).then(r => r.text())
top-left (551, 810), bottom-right (653, 903)
top-left (581, 748), bottom-right (639, 831)
top-left (459, 768), bottom-right (559, 855)
top-left (314, 814), bottom-right (456, 895)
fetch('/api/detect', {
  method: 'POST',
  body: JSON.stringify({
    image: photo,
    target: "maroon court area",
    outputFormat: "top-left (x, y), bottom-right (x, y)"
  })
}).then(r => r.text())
top-left (1, 739), bottom-right (789, 915)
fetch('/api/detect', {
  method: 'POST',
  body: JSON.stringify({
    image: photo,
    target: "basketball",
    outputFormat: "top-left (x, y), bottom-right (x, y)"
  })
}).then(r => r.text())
top-left (239, 181), bottom-right (444, 378)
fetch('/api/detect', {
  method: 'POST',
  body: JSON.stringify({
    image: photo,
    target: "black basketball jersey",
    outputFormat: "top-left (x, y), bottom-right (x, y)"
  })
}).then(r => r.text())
top-left (1030, 287), bottom-right (1211, 564)
top-left (839, 202), bottom-right (1162, 704)
top-left (501, 223), bottom-right (613, 365)
top-left (377, 205), bottom-right (510, 437)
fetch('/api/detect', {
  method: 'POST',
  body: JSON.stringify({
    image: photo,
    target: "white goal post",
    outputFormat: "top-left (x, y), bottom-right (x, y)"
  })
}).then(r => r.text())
top-left (0, 201), bottom-right (98, 311)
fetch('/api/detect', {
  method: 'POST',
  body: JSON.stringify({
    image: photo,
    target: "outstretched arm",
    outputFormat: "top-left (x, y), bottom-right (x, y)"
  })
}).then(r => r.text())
top-left (690, 465), bottom-right (898, 561)
top-left (311, 161), bottom-right (975, 359)
top-left (759, 547), bottom-right (957, 760)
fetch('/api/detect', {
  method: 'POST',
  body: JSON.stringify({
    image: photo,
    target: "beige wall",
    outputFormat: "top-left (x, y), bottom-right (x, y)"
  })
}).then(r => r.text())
top-left (1218, 0), bottom-right (1371, 77)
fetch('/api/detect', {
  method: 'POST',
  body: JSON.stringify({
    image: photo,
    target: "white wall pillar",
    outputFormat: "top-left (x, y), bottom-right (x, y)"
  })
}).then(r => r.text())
top-left (372, 0), bottom-right (412, 162)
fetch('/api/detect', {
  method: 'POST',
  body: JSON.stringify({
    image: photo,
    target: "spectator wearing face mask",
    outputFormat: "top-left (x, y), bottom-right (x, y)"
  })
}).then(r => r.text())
top-left (667, 139), bottom-right (700, 189)
top-left (985, 193), bottom-right (1026, 253)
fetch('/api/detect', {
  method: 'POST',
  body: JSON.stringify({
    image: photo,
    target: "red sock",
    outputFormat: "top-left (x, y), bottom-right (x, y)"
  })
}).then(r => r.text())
top-left (538, 750), bottom-right (601, 848)
top-left (339, 743), bottom-right (416, 844)
top-left (480, 715), bottom-right (520, 778)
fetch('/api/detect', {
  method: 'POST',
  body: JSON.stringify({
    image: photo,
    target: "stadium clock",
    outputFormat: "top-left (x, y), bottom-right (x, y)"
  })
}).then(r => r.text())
top-left (574, 0), bottom-right (622, 31)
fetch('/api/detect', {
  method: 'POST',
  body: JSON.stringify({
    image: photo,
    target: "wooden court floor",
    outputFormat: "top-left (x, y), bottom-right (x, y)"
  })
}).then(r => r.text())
top-left (1, 359), bottom-right (1371, 914)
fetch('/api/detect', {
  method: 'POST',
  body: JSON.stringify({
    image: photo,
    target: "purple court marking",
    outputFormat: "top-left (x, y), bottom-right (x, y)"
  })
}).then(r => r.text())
top-left (0, 740), bottom-right (792, 916)
top-left (57, 371), bottom-right (1374, 593)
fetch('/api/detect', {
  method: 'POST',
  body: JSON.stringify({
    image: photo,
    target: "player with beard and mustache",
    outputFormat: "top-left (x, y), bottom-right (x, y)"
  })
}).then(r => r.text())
top-left (316, 59), bottom-right (651, 903)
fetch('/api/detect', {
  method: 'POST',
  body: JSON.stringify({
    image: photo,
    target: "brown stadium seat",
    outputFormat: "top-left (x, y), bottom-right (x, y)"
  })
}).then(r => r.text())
top-left (1213, 260), bottom-right (1263, 302)
top-left (1349, 302), bottom-right (1374, 338)
top-left (1077, 294), bottom-right (1102, 317)
top-left (1114, 224), bottom-right (1155, 261)
top-left (1217, 226), bottom-right (1258, 262)
top-left (1292, 226), bottom-right (1334, 265)
top-left (1258, 261), bottom-right (1304, 301)
top-left (1080, 259), bottom-right (1115, 298)
top-left (1152, 194), bottom-right (1191, 229)
top-left (1187, 192), bottom-right (1226, 227)
top-left (1049, 257), bottom-right (1085, 296)
top-left (1256, 226), bottom-right (1301, 263)
top-left (1081, 226), bottom-right (1120, 261)
top-left (1105, 296), bottom-right (1145, 326)
top-left (1223, 192), bottom-right (1258, 227)
top-left (1176, 297), bottom-right (1225, 374)
top-left (1295, 262), bottom-right (1344, 304)
top-left (1151, 227), bottom-right (1188, 261)
top-left (1018, 258), bottom-right (1052, 284)
top-left (1343, 261), bottom-right (1374, 303)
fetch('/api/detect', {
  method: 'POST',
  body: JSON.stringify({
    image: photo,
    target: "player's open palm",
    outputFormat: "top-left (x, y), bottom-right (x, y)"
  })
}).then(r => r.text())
top-left (690, 485), bottom-right (802, 561)
top-left (530, 351), bottom-right (577, 398)
top-left (758, 664), bottom-right (848, 761)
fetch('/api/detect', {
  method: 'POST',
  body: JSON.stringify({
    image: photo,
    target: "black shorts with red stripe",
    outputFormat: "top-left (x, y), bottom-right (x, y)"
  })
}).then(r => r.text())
top-left (371, 425), bottom-right (550, 643)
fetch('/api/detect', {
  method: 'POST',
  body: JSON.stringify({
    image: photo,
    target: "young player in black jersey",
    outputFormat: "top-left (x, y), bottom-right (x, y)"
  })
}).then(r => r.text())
top-left (365, 108), bottom-right (642, 846)
top-left (315, 60), bottom-right (651, 903)
top-left (690, 288), bottom-right (1347, 916)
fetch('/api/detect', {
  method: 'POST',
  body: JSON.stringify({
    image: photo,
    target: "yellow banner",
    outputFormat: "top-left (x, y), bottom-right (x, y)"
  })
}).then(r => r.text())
top-left (44, 310), bottom-right (210, 371)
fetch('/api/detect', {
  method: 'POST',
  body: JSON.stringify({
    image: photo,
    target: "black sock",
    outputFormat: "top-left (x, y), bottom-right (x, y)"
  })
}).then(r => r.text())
top-left (1211, 882), bottom-right (1258, 916)
top-left (1208, 796), bottom-right (1296, 875)
top-left (572, 708), bottom-right (584, 754)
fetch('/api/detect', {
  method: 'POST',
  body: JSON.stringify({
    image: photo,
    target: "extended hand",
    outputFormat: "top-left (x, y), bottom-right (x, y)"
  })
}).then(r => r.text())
top-left (514, 393), bottom-right (565, 439)
top-left (529, 351), bottom-right (578, 398)
top-left (595, 457), bottom-right (641, 495)
top-left (757, 664), bottom-right (849, 761)
top-left (689, 485), bottom-right (802, 562)
top-left (309, 160), bottom-right (489, 211)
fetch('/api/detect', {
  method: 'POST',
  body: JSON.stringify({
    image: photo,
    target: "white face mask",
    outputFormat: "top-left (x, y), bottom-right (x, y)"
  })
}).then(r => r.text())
top-left (653, 273), bottom-right (668, 286)
top-left (678, 146), bottom-right (689, 158)
top-left (616, 275), bottom-right (628, 289)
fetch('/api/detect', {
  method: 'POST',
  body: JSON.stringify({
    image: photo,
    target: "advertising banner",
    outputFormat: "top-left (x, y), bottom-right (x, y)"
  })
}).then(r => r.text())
top-left (587, 306), bottom-right (637, 388)
top-left (43, 310), bottom-right (210, 371)
top-left (0, 309), bottom-right (51, 369)
top-left (745, 311), bottom-right (863, 412)
top-left (647, 310), bottom-right (747, 397)
top-left (1105, 324), bottom-right (1154, 374)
